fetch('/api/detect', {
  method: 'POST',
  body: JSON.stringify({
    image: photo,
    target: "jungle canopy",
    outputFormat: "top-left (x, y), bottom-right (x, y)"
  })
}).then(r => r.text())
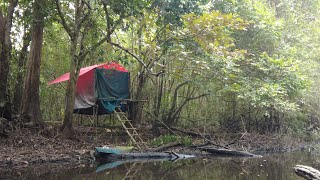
top-left (48, 62), bottom-right (129, 115)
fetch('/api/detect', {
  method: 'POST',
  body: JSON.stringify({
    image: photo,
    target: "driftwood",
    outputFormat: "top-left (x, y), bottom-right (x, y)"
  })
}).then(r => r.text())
top-left (149, 141), bottom-right (181, 152)
top-left (197, 146), bottom-right (261, 157)
top-left (294, 165), bottom-right (320, 180)
top-left (95, 151), bottom-right (195, 162)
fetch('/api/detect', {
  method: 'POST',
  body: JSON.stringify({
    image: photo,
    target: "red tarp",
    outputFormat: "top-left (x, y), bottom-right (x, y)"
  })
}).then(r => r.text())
top-left (48, 62), bottom-right (128, 85)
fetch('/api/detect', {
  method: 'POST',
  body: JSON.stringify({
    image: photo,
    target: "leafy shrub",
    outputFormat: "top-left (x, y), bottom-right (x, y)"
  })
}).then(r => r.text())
top-left (150, 134), bottom-right (193, 147)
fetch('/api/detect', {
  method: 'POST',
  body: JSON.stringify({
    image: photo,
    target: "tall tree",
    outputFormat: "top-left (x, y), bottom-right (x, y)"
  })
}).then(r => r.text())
top-left (20, 0), bottom-right (46, 125)
top-left (101, 0), bottom-right (152, 125)
top-left (55, 0), bottom-right (108, 138)
top-left (0, 0), bottom-right (18, 120)
top-left (55, 0), bottom-right (90, 138)
top-left (12, 7), bottom-right (32, 114)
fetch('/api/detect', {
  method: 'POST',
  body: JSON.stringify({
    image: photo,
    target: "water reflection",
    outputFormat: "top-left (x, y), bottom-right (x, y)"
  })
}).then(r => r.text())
top-left (96, 157), bottom-right (181, 173)
top-left (92, 157), bottom-right (289, 180)
top-left (68, 152), bottom-right (316, 180)
top-left (11, 152), bottom-right (320, 180)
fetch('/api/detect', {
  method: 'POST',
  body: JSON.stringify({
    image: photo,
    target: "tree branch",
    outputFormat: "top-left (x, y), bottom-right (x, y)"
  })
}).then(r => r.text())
top-left (166, 81), bottom-right (190, 121)
top-left (187, 93), bottom-right (209, 101)
top-left (174, 93), bottom-right (209, 114)
top-left (108, 40), bottom-right (164, 76)
top-left (79, 35), bottom-right (109, 60)
top-left (171, 93), bottom-right (209, 123)
top-left (55, 0), bottom-right (73, 38)
top-left (82, 0), bottom-right (92, 10)
top-left (77, 1), bottom-right (91, 30)
top-left (101, 0), bottom-right (111, 40)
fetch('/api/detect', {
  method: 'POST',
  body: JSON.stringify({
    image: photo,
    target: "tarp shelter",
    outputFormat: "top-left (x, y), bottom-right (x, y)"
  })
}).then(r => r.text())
top-left (48, 62), bottom-right (129, 115)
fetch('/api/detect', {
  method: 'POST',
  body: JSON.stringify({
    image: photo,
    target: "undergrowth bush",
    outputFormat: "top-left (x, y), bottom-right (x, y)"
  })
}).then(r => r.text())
top-left (151, 134), bottom-right (192, 147)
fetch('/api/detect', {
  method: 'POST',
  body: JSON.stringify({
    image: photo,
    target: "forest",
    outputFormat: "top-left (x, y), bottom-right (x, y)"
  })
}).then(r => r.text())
top-left (1, 0), bottom-right (320, 178)
top-left (0, 0), bottom-right (320, 177)
top-left (2, 0), bottom-right (318, 137)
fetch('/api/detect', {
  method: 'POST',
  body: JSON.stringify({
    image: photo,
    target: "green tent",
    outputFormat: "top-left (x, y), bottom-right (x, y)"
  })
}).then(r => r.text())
top-left (48, 62), bottom-right (129, 115)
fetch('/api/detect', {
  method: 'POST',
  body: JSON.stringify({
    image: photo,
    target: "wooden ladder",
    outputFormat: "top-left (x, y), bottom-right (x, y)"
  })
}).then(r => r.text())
top-left (114, 109), bottom-right (147, 151)
top-left (122, 162), bottom-right (142, 180)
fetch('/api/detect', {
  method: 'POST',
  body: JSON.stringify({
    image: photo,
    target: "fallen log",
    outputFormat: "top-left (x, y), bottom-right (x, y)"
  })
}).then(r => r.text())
top-left (197, 146), bottom-right (261, 157)
top-left (95, 151), bottom-right (195, 162)
top-left (294, 165), bottom-right (320, 180)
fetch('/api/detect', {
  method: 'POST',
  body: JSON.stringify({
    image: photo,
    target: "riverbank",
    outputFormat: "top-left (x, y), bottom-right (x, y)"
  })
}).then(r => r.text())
top-left (0, 124), bottom-right (125, 179)
top-left (0, 124), bottom-right (308, 179)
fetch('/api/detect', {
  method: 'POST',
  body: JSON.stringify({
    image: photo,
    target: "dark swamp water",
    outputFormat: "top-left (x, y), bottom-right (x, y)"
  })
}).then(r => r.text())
top-left (4, 152), bottom-right (320, 179)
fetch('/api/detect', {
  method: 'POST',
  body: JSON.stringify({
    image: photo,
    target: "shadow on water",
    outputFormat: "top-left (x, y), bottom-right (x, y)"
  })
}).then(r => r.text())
top-left (3, 152), bottom-right (320, 179)
top-left (95, 157), bottom-right (178, 173)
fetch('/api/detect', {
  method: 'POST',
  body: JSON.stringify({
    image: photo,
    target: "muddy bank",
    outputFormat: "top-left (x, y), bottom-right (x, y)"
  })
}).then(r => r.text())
top-left (0, 126), bottom-right (127, 172)
top-left (0, 124), bottom-right (308, 179)
top-left (0, 125), bottom-right (127, 179)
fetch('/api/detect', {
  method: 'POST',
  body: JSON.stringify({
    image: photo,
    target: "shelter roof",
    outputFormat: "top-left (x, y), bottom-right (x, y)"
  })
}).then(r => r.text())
top-left (48, 62), bottom-right (128, 85)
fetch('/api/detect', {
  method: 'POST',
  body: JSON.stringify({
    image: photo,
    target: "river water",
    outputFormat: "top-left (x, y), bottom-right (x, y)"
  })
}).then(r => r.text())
top-left (40, 151), bottom-right (319, 180)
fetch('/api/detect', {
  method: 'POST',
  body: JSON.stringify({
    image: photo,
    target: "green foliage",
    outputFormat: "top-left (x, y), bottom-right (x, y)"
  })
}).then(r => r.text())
top-left (6, 0), bottom-right (320, 136)
top-left (152, 0), bottom-right (208, 26)
top-left (150, 135), bottom-right (192, 147)
top-left (234, 53), bottom-right (307, 112)
top-left (286, 112), bottom-right (308, 137)
top-left (183, 11), bottom-right (248, 57)
top-left (151, 134), bottom-right (178, 147)
top-left (180, 136), bottom-right (193, 146)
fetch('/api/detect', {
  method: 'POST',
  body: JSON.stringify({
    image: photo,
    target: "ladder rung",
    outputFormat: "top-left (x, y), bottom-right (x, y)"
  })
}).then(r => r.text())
top-left (115, 109), bottom-right (145, 151)
top-left (136, 142), bottom-right (147, 144)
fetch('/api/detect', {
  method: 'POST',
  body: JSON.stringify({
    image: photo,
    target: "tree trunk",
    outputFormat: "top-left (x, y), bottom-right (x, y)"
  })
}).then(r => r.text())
top-left (132, 69), bottom-right (146, 125)
top-left (0, 1), bottom-right (18, 120)
top-left (56, 0), bottom-right (100, 138)
top-left (20, 0), bottom-right (45, 125)
top-left (60, 38), bottom-right (80, 138)
top-left (152, 73), bottom-right (164, 133)
top-left (154, 72), bottom-right (164, 119)
top-left (12, 29), bottom-right (31, 114)
top-left (164, 81), bottom-right (189, 125)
